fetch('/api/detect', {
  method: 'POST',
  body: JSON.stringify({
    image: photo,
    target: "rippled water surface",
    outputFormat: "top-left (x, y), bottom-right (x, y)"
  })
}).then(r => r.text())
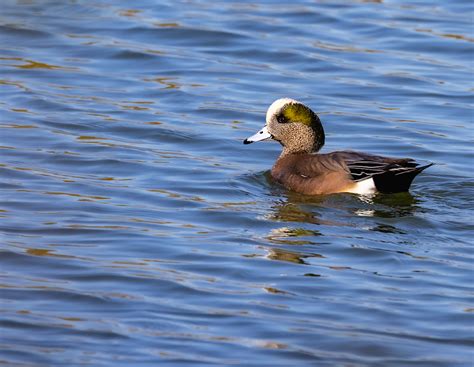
top-left (1, 0), bottom-right (473, 366)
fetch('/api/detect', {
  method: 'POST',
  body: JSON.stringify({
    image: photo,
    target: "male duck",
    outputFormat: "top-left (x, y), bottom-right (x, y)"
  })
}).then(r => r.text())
top-left (243, 98), bottom-right (432, 195)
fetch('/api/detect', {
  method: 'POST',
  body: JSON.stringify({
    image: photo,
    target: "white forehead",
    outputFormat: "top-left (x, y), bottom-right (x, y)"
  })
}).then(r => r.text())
top-left (265, 98), bottom-right (299, 123)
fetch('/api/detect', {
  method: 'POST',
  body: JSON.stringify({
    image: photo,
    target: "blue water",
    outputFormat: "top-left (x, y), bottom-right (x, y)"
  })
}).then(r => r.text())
top-left (1, 1), bottom-right (473, 366)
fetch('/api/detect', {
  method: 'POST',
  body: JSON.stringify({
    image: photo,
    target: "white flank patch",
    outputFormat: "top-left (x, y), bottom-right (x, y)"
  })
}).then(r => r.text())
top-left (347, 178), bottom-right (377, 195)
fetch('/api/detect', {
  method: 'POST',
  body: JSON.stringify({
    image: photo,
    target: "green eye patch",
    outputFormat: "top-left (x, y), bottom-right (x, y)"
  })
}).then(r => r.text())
top-left (282, 103), bottom-right (314, 126)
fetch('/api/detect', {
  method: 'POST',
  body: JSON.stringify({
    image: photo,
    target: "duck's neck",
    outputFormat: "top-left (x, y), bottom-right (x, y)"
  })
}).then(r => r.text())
top-left (279, 129), bottom-right (317, 156)
top-left (280, 146), bottom-right (315, 157)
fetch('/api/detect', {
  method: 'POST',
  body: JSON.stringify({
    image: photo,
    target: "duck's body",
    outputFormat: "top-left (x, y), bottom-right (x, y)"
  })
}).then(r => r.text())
top-left (272, 150), bottom-right (431, 195)
top-left (244, 98), bottom-right (432, 195)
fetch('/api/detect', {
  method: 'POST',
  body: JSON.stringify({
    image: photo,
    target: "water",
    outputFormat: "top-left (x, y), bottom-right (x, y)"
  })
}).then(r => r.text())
top-left (1, 0), bottom-right (473, 366)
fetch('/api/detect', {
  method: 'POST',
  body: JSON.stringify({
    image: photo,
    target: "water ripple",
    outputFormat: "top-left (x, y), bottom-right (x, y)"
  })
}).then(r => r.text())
top-left (1, 0), bottom-right (472, 366)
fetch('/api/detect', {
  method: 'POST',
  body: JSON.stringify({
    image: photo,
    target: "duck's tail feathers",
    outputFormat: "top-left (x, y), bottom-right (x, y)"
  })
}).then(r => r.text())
top-left (373, 163), bottom-right (433, 193)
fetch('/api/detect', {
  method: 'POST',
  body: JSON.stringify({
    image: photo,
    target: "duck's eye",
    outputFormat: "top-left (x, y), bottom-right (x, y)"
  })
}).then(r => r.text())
top-left (277, 114), bottom-right (289, 124)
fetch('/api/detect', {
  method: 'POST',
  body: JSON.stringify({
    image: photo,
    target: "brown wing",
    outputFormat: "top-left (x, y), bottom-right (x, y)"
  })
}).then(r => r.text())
top-left (281, 151), bottom-right (432, 194)
top-left (272, 153), bottom-right (354, 195)
top-left (293, 152), bottom-right (349, 178)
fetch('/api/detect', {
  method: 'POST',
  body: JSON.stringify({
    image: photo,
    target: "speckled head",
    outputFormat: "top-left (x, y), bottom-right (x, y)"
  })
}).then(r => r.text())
top-left (264, 98), bottom-right (325, 154)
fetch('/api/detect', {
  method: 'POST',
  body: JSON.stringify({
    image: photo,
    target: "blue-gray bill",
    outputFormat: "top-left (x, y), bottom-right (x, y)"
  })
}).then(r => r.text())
top-left (243, 126), bottom-right (272, 144)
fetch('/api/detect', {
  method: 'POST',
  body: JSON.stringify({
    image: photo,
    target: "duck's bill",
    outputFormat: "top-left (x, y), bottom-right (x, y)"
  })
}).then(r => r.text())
top-left (243, 126), bottom-right (272, 144)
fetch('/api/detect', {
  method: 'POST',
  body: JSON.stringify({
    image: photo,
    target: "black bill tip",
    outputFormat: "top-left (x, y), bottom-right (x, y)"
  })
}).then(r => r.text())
top-left (243, 139), bottom-right (253, 145)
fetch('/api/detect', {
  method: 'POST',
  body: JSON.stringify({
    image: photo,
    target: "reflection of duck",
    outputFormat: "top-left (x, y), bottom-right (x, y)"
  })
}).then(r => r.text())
top-left (266, 247), bottom-right (324, 265)
top-left (263, 188), bottom-right (420, 251)
top-left (244, 98), bottom-right (432, 195)
top-left (267, 197), bottom-right (344, 227)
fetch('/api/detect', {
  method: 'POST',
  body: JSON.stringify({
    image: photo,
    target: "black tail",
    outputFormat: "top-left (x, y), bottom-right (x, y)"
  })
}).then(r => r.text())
top-left (373, 163), bottom-right (433, 193)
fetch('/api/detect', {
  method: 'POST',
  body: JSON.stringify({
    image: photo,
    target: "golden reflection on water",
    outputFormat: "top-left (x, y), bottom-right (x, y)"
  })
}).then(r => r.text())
top-left (0, 79), bottom-right (29, 91)
top-left (266, 227), bottom-right (321, 246)
top-left (143, 76), bottom-right (204, 89)
top-left (17, 60), bottom-right (68, 70)
top-left (76, 135), bottom-right (106, 140)
top-left (265, 248), bottom-right (324, 265)
top-left (143, 77), bottom-right (180, 89)
top-left (10, 108), bottom-right (33, 113)
top-left (148, 188), bottom-right (205, 202)
top-left (154, 23), bottom-right (180, 28)
top-left (1, 123), bottom-right (38, 129)
top-left (118, 9), bottom-right (143, 17)
top-left (44, 191), bottom-right (109, 201)
top-left (25, 248), bottom-right (91, 261)
top-left (0, 57), bottom-right (77, 71)
top-left (264, 287), bottom-right (290, 295)
top-left (119, 104), bottom-right (151, 111)
top-left (415, 28), bottom-right (474, 43)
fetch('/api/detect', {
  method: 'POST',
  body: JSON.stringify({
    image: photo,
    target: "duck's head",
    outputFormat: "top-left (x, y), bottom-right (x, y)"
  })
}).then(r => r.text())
top-left (243, 98), bottom-right (325, 155)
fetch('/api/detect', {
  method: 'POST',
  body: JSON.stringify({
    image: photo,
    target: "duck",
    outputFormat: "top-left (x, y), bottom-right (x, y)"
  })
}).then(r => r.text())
top-left (243, 98), bottom-right (432, 195)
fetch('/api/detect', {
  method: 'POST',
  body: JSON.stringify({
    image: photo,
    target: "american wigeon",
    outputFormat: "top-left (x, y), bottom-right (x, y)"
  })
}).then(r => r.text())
top-left (243, 98), bottom-right (432, 195)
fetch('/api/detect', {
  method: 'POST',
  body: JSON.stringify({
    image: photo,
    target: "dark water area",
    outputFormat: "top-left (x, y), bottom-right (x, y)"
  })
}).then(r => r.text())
top-left (1, 0), bottom-right (473, 366)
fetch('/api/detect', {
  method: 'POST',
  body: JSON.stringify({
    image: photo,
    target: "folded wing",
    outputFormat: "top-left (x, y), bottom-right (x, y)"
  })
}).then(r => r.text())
top-left (295, 151), bottom-right (432, 194)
